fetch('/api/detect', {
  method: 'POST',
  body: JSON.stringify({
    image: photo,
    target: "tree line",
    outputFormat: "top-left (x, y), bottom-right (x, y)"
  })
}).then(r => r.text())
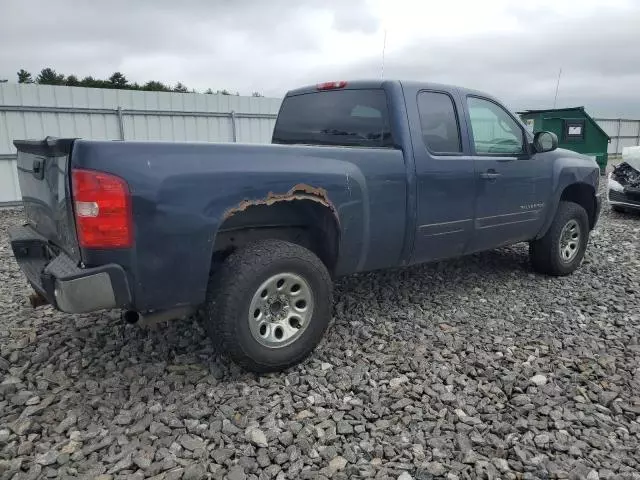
top-left (16, 68), bottom-right (263, 96)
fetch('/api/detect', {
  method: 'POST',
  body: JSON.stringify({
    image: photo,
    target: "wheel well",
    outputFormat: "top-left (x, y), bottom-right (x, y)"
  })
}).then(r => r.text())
top-left (213, 200), bottom-right (340, 274)
top-left (560, 183), bottom-right (597, 229)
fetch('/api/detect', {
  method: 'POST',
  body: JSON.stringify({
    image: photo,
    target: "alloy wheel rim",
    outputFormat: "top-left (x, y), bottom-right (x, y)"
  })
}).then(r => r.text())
top-left (559, 219), bottom-right (581, 263)
top-left (248, 272), bottom-right (314, 348)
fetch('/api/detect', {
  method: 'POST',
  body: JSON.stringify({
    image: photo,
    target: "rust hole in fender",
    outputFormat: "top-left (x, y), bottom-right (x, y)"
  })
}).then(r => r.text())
top-left (222, 183), bottom-right (338, 221)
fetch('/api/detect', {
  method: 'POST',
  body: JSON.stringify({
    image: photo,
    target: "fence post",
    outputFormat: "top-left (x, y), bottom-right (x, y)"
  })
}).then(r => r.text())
top-left (636, 120), bottom-right (640, 148)
top-left (116, 107), bottom-right (125, 140)
top-left (230, 111), bottom-right (237, 143)
top-left (615, 119), bottom-right (621, 156)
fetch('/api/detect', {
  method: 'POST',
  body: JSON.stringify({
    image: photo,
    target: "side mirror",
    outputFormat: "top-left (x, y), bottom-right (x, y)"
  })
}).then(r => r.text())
top-left (533, 131), bottom-right (558, 153)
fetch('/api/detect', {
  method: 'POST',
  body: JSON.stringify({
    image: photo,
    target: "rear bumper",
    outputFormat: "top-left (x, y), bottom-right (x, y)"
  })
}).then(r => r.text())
top-left (9, 224), bottom-right (132, 313)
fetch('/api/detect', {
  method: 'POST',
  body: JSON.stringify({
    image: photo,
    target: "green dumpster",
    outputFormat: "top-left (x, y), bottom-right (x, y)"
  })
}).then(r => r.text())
top-left (518, 107), bottom-right (610, 174)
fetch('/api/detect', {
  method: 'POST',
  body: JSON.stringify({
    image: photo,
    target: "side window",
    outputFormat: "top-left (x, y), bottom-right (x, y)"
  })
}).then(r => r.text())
top-left (467, 97), bottom-right (524, 155)
top-left (417, 91), bottom-right (462, 153)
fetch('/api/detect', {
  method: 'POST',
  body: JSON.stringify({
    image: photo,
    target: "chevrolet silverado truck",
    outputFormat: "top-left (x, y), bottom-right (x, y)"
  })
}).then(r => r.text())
top-left (10, 80), bottom-right (602, 372)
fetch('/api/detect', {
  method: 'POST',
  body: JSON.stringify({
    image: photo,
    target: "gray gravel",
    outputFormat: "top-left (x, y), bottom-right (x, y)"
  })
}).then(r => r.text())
top-left (1, 198), bottom-right (639, 480)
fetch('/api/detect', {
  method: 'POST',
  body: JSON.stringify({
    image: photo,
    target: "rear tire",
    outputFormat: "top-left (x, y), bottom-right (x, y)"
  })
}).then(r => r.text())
top-left (529, 201), bottom-right (589, 276)
top-left (202, 239), bottom-right (333, 372)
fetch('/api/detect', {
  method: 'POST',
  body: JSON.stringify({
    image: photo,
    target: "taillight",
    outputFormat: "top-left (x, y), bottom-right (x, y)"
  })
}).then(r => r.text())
top-left (317, 81), bottom-right (347, 90)
top-left (71, 169), bottom-right (133, 249)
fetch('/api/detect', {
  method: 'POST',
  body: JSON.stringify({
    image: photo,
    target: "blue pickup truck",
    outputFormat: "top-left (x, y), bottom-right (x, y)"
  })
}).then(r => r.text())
top-left (10, 80), bottom-right (601, 372)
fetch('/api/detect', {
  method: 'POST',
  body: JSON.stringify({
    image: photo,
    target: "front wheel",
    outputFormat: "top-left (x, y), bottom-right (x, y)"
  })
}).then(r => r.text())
top-left (202, 239), bottom-right (333, 372)
top-left (529, 201), bottom-right (589, 276)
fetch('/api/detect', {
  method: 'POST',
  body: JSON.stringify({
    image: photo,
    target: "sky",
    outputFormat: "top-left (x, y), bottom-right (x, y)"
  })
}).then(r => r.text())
top-left (1, 0), bottom-right (639, 117)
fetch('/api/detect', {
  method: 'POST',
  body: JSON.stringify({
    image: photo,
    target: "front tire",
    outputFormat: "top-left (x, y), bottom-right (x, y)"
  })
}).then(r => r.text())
top-left (529, 201), bottom-right (589, 276)
top-left (202, 240), bottom-right (333, 372)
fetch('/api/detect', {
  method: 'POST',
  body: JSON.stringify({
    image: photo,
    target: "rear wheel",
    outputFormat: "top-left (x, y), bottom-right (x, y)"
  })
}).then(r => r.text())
top-left (202, 239), bottom-right (332, 372)
top-left (529, 201), bottom-right (589, 276)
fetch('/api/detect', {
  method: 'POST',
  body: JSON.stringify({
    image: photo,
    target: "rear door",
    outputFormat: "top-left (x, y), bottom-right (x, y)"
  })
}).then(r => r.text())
top-left (14, 138), bottom-right (80, 259)
top-left (463, 96), bottom-right (552, 253)
top-left (409, 89), bottom-right (476, 263)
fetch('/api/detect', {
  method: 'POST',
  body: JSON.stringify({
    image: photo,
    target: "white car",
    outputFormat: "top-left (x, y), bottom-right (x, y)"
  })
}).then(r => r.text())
top-left (608, 147), bottom-right (640, 212)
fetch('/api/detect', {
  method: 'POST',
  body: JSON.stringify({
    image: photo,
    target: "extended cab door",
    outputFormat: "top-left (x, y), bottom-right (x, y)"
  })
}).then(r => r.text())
top-left (463, 96), bottom-right (553, 253)
top-left (409, 89), bottom-right (476, 264)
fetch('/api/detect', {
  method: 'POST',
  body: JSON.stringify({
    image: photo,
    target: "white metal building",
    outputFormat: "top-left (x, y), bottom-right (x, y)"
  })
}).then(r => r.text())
top-left (0, 84), bottom-right (282, 204)
top-left (1, 83), bottom-right (639, 205)
top-left (591, 118), bottom-right (640, 157)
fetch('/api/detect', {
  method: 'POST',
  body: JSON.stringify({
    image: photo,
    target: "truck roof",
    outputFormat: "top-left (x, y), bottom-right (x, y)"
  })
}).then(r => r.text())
top-left (285, 79), bottom-right (491, 99)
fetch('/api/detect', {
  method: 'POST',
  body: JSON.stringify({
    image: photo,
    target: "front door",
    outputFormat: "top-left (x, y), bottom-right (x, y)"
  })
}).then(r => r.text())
top-left (464, 96), bottom-right (552, 253)
top-left (410, 90), bottom-right (476, 264)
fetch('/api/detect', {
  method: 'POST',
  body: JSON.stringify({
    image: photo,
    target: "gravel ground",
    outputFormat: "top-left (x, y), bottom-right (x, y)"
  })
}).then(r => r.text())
top-left (1, 200), bottom-right (639, 480)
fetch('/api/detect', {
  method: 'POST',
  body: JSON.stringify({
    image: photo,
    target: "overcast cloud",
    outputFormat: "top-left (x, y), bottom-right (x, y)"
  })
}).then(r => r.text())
top-left (1, 0), bottom-right (639, 117)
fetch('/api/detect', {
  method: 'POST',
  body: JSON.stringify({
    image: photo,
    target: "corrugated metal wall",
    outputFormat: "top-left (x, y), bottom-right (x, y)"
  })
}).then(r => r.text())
top-left (594, 118), bottom-right (640, 156)
top-left (2, 83), bottom-right (640, 204)
top-left (0, 84), bottom-right (282, 204)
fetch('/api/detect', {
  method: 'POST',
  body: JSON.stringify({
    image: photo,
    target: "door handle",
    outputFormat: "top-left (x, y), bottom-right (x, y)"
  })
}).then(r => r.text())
top-left (480, 170), bottom-right (501, 180)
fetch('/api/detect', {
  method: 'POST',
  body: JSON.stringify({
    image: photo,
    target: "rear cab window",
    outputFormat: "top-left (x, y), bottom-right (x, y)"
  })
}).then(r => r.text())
top-left (417, 91), bottom-right (462, 154)
top-left (272, 89), bottom-right (395, 148)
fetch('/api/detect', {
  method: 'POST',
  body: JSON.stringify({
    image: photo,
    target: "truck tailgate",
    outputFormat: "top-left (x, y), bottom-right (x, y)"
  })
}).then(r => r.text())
top-left (14, 137), bottom-right (80, 260)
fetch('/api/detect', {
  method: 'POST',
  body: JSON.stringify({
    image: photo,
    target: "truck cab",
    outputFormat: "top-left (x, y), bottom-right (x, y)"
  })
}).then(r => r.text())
top-left (274, 80), bottom-right (601, 267)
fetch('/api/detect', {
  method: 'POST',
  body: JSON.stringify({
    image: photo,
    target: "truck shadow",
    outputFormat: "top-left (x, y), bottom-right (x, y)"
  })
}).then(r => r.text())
top-left (128, 245), bottom-right (534, 366)
top-left (1, 243), bottom-right (551, 392)
top-left (45, 246), bottom-right (534, 376)
top-left (335, 243), bottom-right (532, 295)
